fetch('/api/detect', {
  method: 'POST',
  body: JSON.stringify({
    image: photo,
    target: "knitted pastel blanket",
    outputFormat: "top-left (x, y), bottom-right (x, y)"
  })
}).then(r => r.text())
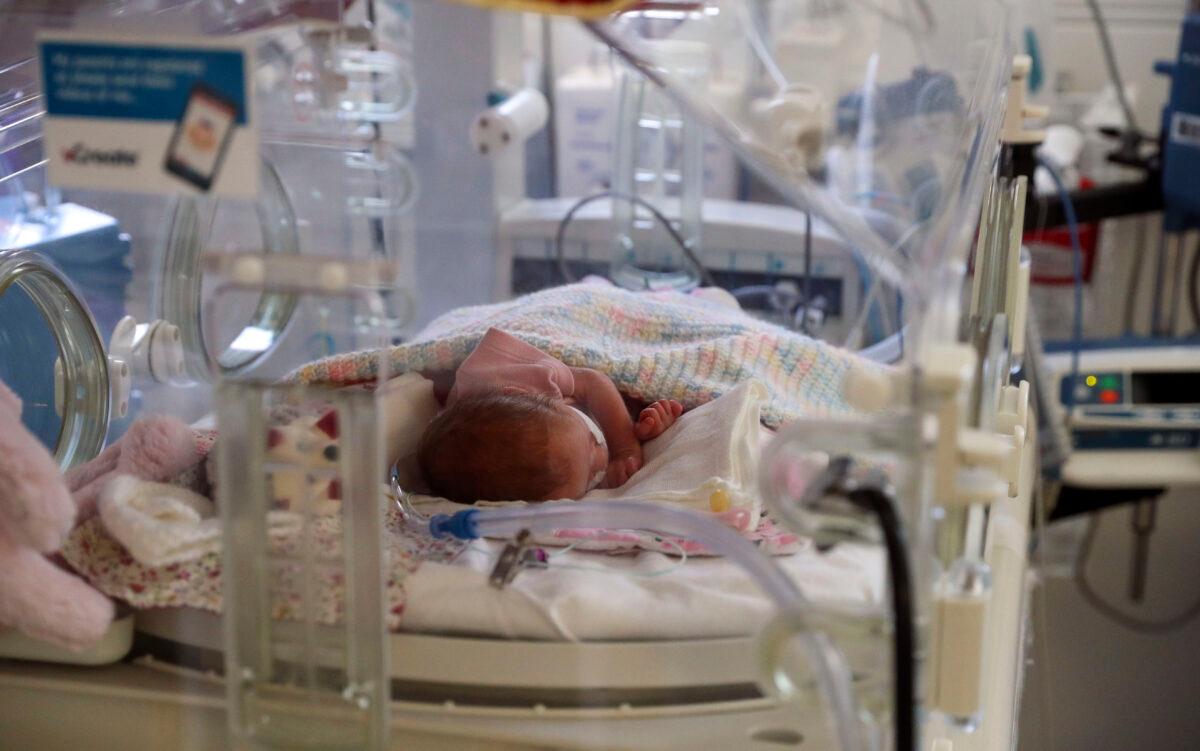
top-left (291, 283), bottom-right (877, 427)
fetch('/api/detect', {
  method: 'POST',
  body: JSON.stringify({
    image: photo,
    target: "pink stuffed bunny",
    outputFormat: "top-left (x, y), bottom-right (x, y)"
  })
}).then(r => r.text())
top-left (0, 380), bottom-right (113, 650)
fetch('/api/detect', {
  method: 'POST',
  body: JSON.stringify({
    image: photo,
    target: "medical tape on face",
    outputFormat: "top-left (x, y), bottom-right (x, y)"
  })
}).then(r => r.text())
top-left (569, 406), bottom-right (608, 491)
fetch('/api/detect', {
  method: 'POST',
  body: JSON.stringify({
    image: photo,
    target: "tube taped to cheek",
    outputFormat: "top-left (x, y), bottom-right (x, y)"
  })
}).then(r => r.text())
top-left (569, 406), bottom-right (608, 491)
top-left (569, 406), bottom-right (607, 448)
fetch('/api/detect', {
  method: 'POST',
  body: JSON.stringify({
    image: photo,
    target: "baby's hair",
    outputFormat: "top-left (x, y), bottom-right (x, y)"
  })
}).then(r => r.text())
top-left (417, 391), bottom-right (572, 502)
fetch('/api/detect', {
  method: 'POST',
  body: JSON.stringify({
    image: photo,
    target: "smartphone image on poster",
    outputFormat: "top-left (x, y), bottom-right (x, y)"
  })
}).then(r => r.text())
top-left (164, 83), bottom-right (239, 191)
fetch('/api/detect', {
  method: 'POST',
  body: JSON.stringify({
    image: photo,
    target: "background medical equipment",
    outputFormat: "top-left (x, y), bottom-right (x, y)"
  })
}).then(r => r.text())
top-left (1045, 343), bottom-right (1200, 490)
top-left (1013, 0), bottom-right (1200, 557)
top-left (0, 0), bottom-right (1035, 749)
top-left (989, 6), bottom-right (1200, 747)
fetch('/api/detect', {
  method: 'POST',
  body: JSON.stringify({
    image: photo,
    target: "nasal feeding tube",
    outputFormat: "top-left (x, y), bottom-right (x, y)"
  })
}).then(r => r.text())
top-left (428, 499), bottom-right (865, 751)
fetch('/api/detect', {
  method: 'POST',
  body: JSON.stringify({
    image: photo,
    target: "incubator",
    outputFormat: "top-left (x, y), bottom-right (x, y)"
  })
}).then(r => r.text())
top-left (0, 1), bottom-right (1036, 750)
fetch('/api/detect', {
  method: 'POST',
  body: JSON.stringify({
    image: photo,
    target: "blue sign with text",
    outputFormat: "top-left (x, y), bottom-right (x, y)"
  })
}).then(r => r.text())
top-left (40, 41), bottom-right (247, 124)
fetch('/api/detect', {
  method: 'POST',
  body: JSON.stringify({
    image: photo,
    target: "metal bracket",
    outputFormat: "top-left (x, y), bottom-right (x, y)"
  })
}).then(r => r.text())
top-left (488, 529), bottom-right (548, 589)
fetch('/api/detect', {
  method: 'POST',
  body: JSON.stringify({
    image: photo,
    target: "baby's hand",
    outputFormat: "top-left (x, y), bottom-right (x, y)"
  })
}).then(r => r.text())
top-left (634, 399), bottom-right (683, 441)
top-left (605, 447), bottom-right (642, 489)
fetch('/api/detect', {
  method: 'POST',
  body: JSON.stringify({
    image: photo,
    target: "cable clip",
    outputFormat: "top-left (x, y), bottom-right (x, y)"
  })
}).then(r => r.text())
top-left (488, 529), bottom-right (548, 589)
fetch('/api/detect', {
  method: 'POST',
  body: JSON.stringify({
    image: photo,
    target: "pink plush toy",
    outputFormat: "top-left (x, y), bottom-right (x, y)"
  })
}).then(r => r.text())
top-left (0, 380), bottom-right (114, 650)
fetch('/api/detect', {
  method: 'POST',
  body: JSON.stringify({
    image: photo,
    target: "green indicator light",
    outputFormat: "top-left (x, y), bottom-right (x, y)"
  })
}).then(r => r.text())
top-left (1101, 375), bottom-right (1121, 389)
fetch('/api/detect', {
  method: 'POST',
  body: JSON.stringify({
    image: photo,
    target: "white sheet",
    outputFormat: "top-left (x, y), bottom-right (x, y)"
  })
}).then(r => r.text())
top-left (400, 539), bottom-right (884, 642)
top-left (585, 380), bottom-right (768, 525)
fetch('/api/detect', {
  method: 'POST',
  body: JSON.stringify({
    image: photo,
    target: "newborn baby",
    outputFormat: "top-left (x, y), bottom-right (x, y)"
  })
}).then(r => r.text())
top-left (417, 328), bottom-right (682, 502)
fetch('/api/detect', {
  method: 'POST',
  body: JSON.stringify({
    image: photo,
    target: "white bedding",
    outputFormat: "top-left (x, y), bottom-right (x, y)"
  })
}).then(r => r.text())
top-left (400, 538), bottom-right (885, 642)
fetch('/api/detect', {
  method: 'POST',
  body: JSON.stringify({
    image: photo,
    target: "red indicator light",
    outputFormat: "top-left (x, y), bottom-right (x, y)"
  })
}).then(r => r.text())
top-left (1099, 390), bottom-right (1120, 404)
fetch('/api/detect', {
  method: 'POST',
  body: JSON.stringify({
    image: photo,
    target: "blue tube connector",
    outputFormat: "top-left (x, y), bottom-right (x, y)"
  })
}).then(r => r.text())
top-left (429, 509), bottom-right (481, 540)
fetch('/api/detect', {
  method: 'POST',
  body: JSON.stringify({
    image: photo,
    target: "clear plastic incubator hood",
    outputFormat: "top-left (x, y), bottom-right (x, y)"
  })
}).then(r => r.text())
top-left (581, 0), bottom-right (1013, 331)
top-left (0, 1), bottom-right (1037, 751)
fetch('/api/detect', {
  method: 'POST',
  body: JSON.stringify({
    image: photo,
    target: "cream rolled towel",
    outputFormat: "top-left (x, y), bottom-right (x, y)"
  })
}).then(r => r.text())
top-left (99, 475), bottom-right (303, 567)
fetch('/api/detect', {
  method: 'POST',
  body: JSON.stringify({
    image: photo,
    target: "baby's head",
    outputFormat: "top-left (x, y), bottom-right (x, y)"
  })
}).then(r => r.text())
top-left (417, 391), bottom-right (608, 502)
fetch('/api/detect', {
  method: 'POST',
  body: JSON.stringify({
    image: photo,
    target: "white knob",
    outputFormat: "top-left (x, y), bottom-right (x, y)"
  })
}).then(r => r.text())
top-left (109, 316), bottom-right (191, 385)
top-left (319, 262), bottom-right (350, 292)
top-left (232, 256), bottom-right (265, 286)
top-left (148, 322), bottom-right (186, 383)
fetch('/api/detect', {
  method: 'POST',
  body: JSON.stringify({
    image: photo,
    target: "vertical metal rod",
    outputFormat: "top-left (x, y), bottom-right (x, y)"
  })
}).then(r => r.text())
top-left (540, 16), bottom-right (559, 193)
top-left (1150, 228), bottom-right (1169, 336)
top-left (1129, 499), bottom-right (1157, 603)
top-left (1167, 233), bottom-right (1185, 336)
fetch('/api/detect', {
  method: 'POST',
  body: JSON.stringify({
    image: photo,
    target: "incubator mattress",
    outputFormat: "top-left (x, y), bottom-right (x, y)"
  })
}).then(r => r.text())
top-left (400, 537), bottom-right (884, 641)
top-left (66, 499), bottom-right (882, 643)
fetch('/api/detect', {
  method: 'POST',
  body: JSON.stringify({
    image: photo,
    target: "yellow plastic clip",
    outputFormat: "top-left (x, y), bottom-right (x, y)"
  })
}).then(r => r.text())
top-left (709, 489), bottom-right (731, 513)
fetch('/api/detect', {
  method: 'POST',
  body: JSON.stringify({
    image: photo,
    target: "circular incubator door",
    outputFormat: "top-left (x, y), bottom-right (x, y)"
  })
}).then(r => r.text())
top-left (0, 158), bottom-right (301, 471)
top-left (158, 157), bottom-right (300, 383)
top-left (0, 249), bottom-right (112, 470)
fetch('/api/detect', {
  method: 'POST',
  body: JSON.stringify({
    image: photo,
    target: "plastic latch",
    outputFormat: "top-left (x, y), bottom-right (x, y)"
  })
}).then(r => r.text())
top-left (929, 560), bottom-right (991, 729)
top-left (110, 316), bottom-right (187, 385)
top-left (107, 356), bottom-right (130, 420)
top-left (956, 428), bottom-right (1021, 502)
top-left (1009, 259), bottom-right (1031, 361)
top-left (994, 381), bottom-right (1030, 496)
top-left (1001, 54), bottom-right (1046, 145)
top-left (843, 365), bottom-right (901, 412)
top-left (931, 592), bottom-right (990, 725)
top-left (148, 321), bottom-right (185, 383)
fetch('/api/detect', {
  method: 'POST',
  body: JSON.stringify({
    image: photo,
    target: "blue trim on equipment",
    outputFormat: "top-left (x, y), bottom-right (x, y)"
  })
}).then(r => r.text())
top-left (1044, 336), bottom-right (1200, 353)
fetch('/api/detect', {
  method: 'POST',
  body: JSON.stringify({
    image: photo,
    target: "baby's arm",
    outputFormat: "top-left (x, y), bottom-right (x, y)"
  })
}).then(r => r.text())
top-left (570, 368), bottom-right (642, 487)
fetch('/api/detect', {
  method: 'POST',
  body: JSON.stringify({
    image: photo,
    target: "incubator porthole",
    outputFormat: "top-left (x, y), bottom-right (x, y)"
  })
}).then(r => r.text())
top-left (0, 249), bottom-right (109, 469)
top-left (160, 158), bottom-right (300, 382)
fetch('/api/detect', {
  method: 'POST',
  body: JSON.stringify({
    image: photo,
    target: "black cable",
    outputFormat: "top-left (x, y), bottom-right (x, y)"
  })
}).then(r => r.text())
top-left (847, 481), bottom-right (915, 751)
top-left (1074, 505), bottom-right (1200, 634)
top-left (554, 190), bottom-right (717, 288)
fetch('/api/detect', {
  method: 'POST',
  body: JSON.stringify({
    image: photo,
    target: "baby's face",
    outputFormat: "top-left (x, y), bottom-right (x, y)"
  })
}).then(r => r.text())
top-left (547, 404), bottom-right (609, 499)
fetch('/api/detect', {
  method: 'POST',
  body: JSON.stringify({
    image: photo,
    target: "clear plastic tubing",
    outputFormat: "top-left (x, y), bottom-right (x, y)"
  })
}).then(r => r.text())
top-left (429, 500), bottom-right (864, 751)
